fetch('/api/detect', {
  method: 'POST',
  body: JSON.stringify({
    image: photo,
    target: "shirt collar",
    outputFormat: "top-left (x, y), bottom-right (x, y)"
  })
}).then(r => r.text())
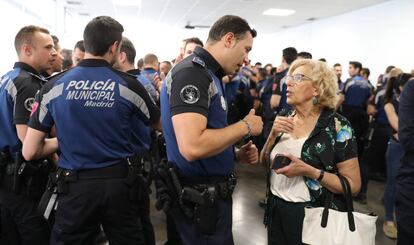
top-left (127, 69), bottom-right (140, 76)
top-left (77, 59), bottom-right (111, 67)
top-left (13, 62), bottom-right (39, 75)
top-left (193, 46), bottom-right (225, 79)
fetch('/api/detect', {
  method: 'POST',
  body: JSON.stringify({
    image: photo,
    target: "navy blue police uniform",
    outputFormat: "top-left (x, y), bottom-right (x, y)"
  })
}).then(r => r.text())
top-left (341, 75), bottom-right (372, 156)
top-left (126, 68), bottom-right (156, 245)
top-left (0, 62), bottom-right (50, 245)
top-left (160, 46), bottom-right (235, 245)
top-left (28, 59), bottom-right (160, 244)
top-left (396, 79), bottom-right (414, 244)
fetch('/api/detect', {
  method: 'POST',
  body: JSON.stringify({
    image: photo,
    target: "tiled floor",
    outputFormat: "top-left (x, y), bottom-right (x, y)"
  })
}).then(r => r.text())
top-left (149, 163), bottom-right (396, 245)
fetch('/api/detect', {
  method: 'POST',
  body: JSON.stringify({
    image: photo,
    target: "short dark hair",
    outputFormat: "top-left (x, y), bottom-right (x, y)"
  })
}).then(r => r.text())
top-left (137, 58), bottom-right (144, 70)
top-left (83, 16), bottom-right (123, 56)
top-left (120, 37), bottom-right (136, 64)
top-left (14, 25), bottom-right (50, 54)
top-left (74, 40), bottom-right (85, 52)
top-left (385, 65), bottom-right (395, 74)
top-left (207, 15), bottom-right (256, 43)
top-left (361, 67), bottom-right (370, 77)
top-left (318, 58), bottom-right (327, 62)
top-left (297, 51), bottom-right (312, 59)
top-left (283, 47), bottom-right (297, 65)
top-left (349, 61), bottom-right (362, 71)
top-left (257, 68), bottom-right (267, 79)
top-left (384, 73), bottom-right (413, 104)
top-left (333, 63), bottom-right (341, 68)
top-left (61, 49), bottom-right (73, 70)
top-left (143, 53), bottom-right (158, 66)
top-left (184, 37), bottom-right (204, 48)
top-left (51, 35), bottom-right (59, 47)
top-left (255, 62), bottom-right (262, 66)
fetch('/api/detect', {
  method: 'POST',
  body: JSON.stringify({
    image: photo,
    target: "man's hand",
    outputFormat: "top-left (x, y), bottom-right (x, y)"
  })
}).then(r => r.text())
top-left (237, 140), bottom-right (258, 164)
top-left (242, 109), bottom-right (263, 136)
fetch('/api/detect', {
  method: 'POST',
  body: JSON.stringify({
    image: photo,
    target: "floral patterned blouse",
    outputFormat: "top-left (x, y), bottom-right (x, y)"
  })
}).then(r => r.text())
top-left (281, 107), bottom-right (357, 210)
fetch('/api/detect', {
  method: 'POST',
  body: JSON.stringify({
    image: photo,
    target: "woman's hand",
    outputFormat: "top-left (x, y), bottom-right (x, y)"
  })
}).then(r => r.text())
top-left (271, 116), bottom-right (294, 137)
top-left (275, 154), bottom-right (318, 179)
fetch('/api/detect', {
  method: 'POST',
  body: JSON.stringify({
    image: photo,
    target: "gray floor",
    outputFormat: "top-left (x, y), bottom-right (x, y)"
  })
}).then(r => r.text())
top-left (150, 163), bottom-right (396, 245)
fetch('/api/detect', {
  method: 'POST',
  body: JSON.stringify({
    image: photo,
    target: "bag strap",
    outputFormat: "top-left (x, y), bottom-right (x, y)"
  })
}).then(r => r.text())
top-left (339, 175), bottom-right (356, 231)
top-left (321, 175), bottom-right (356, 232)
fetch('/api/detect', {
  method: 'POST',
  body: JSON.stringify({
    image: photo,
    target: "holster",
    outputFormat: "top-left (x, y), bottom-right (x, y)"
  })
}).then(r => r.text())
top-left (38, 169), bottom-right (61, 221)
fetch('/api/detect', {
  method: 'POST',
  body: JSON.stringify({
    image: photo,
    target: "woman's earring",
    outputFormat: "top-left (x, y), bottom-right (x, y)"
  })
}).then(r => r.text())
top-left (312, 96), bottom-right (318, 105)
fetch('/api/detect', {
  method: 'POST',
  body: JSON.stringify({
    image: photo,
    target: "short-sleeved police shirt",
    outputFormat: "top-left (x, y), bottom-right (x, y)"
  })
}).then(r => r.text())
top-left (341, 75), bottom-right (372, 108)
top-left (29, 59), bottom-right (160, 170)
top-left (0, 62), bottom-right (46, 156)
top-left (160, 47), bottom-right (234, 177)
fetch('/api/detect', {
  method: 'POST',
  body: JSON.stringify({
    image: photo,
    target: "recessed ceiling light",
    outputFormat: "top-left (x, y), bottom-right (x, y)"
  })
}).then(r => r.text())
top-left (113, 0), bottom-right (141, 6)
top-left (263, 8), bottom-right (295, 17)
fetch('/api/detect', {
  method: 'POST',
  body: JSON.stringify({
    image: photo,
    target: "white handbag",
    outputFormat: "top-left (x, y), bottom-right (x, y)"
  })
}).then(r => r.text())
top-left (302, 176), bottom-right (378, 245)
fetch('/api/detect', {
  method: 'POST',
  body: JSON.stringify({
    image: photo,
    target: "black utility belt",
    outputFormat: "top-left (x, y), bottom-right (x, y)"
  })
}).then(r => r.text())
top-left (181, 174), bottom-right (237, 202)
top-left (59, 161), bottom-right (129, 181)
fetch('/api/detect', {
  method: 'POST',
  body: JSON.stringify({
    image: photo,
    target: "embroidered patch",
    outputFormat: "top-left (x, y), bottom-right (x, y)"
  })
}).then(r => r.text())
top-left (220, 96), bottom-right (227, 111)
top-left (24, 97), bottom-right (35, 112)
top-left (180, 85), bottom-right (200, 104)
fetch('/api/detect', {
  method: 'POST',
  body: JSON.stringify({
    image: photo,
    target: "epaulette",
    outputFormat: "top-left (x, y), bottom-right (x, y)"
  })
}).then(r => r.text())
top-left (192, 57), bottom-right (205, 67)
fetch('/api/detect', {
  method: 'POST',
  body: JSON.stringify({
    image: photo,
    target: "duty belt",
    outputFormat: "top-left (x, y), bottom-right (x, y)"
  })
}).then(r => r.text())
top-left (181, 174), bottom-right (237, 200)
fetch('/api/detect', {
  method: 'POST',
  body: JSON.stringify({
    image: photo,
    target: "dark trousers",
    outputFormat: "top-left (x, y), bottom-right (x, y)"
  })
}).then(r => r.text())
top-left (384, 140), bottom-right (404, 221)
top-left (165, 213), bottom-right (182, 245)
top-left (50, 177), bottom-right (145, 245)
top-left (266, 193), bottom-right (307, 245)
top-left (396, 178), bottom-right (414, 245)
top-left (0, 177), bottom-right (50, 245)
top-left (170, 198), bottom-right (233, 245)
top-left (139, 183), bottom-right (155, 245)
top-left (363, 123), bottom-right (391, 176)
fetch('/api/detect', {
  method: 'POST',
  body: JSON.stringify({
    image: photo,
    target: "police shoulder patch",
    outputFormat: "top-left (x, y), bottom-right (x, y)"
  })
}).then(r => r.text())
top-left (192, 57), bottom-right (205, 67)
top-left (24, 97), bottom-right (35, 112)
top-left (180, 85), bottom-right (200, 104)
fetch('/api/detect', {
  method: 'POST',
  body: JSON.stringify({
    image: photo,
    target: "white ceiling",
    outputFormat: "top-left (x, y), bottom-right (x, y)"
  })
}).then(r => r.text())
top-left (63, 0), bottom-right (390, 33)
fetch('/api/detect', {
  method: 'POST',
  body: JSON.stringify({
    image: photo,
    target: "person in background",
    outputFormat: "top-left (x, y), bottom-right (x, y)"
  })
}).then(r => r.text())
top-left (382, 73), bottom-right (412, 239)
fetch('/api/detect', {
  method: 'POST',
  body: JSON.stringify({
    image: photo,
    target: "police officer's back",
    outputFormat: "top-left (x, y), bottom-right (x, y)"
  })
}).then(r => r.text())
top-left (22, 16), bottom-right (160, 245)
top-left (160, 15), bottom-right (263, 245)
top-left (0, 25), bottom-right (56, 245)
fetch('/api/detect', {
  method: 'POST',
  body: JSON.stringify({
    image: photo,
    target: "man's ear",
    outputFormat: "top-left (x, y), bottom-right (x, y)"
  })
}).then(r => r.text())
top-left (108, 40), bottom-right (120, 55)
top-left (22, 44), bottom-right (32, 56)
top-left (222, 32), bottom-right (235, 48)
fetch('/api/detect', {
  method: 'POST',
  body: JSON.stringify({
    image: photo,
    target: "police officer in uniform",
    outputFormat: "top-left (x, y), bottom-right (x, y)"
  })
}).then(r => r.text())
top-left (22, 16), bottom-right (161, 244)
top-left (396, 76), bottom-right (414, 245)
top-left (113, 36), bottom-right (156, 245)
top-left (160, 15), bottom-right (263, 245)
top-left (0, 25), bottom-right (56, 245)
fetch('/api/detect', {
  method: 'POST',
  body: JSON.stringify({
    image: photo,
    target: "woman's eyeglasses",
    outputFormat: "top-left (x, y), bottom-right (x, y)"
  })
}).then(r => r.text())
top-left (286, 74), bottom-right (313, 84)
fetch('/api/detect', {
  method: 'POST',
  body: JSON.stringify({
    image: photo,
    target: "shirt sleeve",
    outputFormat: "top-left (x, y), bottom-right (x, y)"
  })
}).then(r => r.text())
top-left (334, 115), bottom-right (358, 164)
top-left (13, 77), bottom-right (39, 125)
top-left (170, 67), bottom-right (211, 117)
top-left (28, 84), bottom-right (54, 133)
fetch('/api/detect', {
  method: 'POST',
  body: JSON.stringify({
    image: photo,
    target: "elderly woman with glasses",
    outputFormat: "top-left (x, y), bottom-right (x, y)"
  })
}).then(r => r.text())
top-left (260, 59), bottom-right (361, 245)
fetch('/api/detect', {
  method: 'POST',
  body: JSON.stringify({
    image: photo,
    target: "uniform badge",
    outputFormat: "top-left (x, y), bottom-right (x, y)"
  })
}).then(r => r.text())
top-left (24, 97), bottom-right (35, 112)
top-left (180, 85), bottom-right (200, 104)
top-left (220, 96), bottom-right (227, 111)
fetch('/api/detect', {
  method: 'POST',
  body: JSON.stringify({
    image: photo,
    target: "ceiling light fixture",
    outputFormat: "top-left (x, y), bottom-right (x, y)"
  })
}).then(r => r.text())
top-left (263, 8), bottom-right (295, 17)
top-left (113, 0), bottom-right (141, 6)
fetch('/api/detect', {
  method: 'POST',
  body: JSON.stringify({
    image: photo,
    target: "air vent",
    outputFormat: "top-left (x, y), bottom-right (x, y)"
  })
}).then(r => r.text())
top-left (78, 12), bottom-right (90, 16)
top-left (307, 17), bottom-right (317, 21)
top-left (67, 1), bottom-right (82, 5)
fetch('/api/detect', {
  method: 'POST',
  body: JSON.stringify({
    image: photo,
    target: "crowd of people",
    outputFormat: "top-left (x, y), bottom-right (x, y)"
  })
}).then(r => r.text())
top-left (1, 14), bottom-right (414, 245)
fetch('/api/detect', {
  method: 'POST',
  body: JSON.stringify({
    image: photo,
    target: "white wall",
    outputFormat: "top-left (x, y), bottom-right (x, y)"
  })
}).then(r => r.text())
top-left (0, 0), bottom-right (413, 81)
top-left (248, 0), bottom-right (414, 82)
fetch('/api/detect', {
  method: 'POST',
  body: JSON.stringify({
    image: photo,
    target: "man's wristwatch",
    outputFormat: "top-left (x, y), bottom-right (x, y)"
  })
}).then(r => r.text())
top-left (241, 119), bottom-right (252, 139)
